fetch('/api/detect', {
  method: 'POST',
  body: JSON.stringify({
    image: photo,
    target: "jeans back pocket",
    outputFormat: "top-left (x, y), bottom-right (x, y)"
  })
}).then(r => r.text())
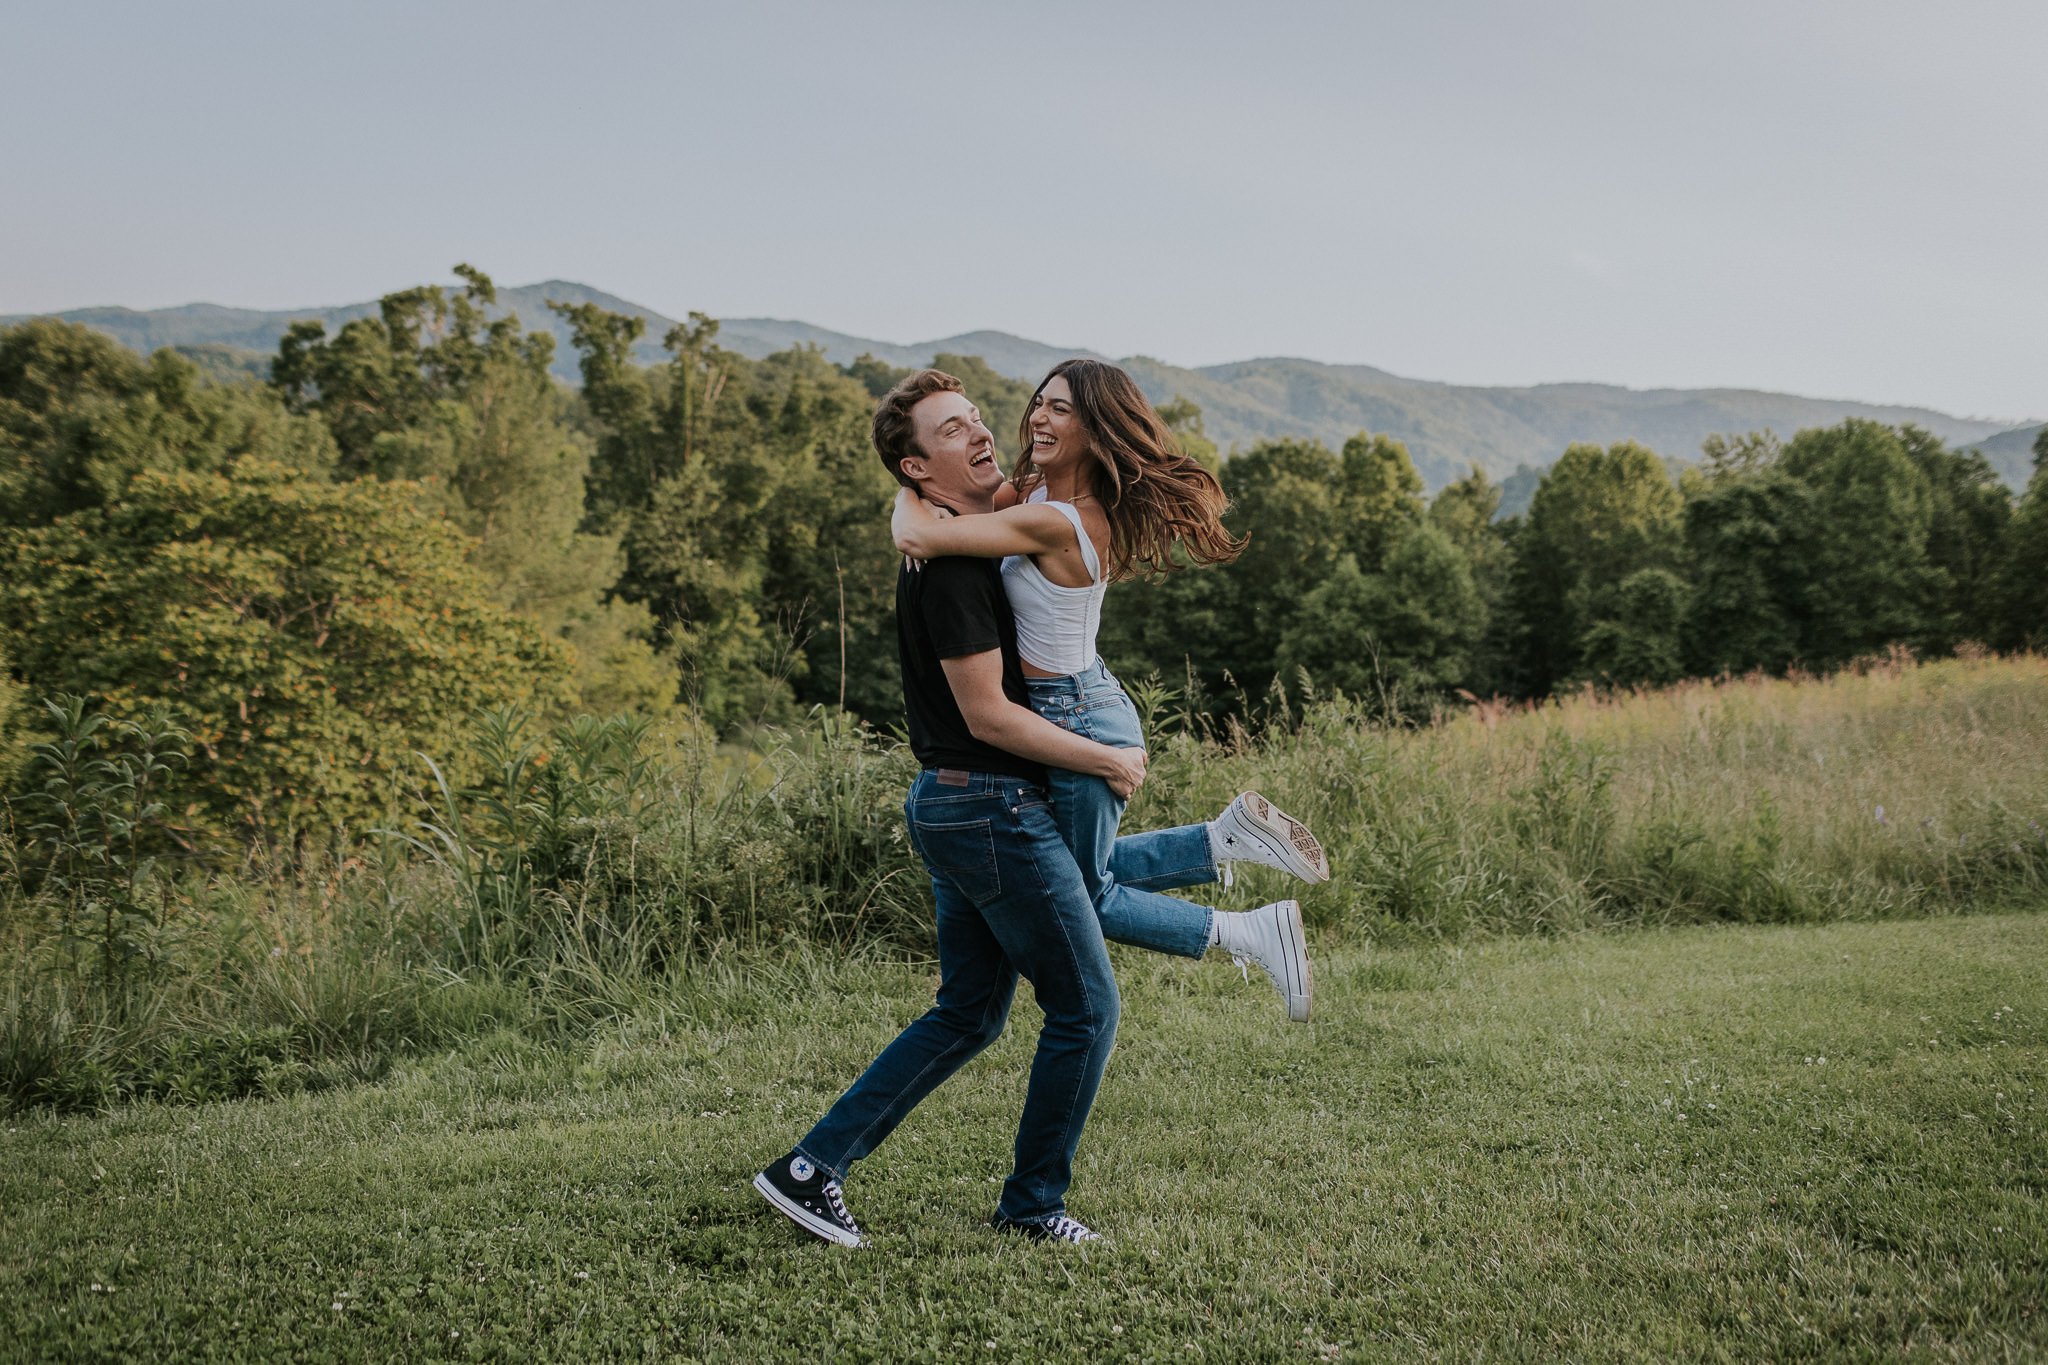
top-left (908, 815), bottom-right (1002, 907)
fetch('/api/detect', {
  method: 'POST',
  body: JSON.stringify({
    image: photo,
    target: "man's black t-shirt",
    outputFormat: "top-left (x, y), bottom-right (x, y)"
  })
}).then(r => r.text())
top-left (897, 557), bottom-right (1047, 784)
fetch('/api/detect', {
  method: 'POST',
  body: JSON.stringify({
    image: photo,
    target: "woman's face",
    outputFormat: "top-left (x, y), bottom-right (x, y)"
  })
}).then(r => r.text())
top-left (1027, 376), bottom-right (1089, 474)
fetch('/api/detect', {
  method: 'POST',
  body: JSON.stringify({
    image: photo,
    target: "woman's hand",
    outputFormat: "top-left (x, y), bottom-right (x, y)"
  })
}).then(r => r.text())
top-left (892, 487), bottom-right (936, 554)
top-left (1099, 746), bottom-right (1148, 801)
top-left (893, 488), bottom-right (953, 570)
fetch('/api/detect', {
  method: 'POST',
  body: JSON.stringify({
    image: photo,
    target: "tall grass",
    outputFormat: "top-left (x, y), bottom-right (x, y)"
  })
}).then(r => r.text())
top-left (2, 653), bottom-right (2043, 1111)
top-left (1129, 651), bottom-right (2048, 938)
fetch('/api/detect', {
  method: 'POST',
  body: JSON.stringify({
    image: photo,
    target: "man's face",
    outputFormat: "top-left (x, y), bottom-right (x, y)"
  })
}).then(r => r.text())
top-left (904, 391), bottom-right (1002, 511)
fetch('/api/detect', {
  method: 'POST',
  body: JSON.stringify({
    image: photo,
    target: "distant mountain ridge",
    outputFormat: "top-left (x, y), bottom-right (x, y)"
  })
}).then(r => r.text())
top-left (6, 280), bottom-right (2030, 491)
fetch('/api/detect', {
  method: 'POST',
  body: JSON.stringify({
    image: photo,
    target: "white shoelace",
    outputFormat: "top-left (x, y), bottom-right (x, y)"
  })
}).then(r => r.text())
top-left (824, 1181), bottom-right (856, 1229)
top-left (1231, 952), bottom-right (1283, 992)
top-left (1045, 1215), bottom-right (1098, 1243)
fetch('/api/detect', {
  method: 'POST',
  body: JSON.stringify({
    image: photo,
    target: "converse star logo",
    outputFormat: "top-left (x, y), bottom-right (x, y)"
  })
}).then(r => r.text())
top-left (789, 1156), bottom-right (815, 1182)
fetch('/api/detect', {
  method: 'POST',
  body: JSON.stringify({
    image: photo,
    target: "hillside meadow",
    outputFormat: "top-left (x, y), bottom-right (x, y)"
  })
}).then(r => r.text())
top-left (1, 653), bottom-right (2044, 1358)
top-left (3, 913), bottom-right (2042, 1360)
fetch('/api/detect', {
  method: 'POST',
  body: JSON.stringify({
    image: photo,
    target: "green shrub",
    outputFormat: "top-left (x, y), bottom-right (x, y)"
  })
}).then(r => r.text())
top-left (0, 462), bottom-right (572, 843)
top-left (0, 636), bottom-right (27, 793)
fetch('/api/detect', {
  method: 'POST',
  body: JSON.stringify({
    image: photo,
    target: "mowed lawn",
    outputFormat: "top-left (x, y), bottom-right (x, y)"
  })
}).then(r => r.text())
top-left (4, 912), bottom-right (2043, 1362)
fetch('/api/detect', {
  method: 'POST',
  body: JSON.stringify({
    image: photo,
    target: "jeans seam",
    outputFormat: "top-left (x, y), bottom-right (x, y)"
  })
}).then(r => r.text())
top-left (836, 983), bottom-right (1006, 1175)
top-left (1142, 859), bottom-right (1216, 884)
top-left (1012, 821), bottom-right (1111, 1219)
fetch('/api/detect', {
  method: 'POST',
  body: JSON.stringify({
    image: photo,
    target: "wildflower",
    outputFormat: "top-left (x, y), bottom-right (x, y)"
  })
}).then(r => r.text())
top-left (1874, 805), bottom-right (1887, 826)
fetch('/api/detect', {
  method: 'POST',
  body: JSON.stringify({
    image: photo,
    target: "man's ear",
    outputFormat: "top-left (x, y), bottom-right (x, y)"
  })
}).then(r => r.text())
top-left (899, 456), bottom-right (930, 483)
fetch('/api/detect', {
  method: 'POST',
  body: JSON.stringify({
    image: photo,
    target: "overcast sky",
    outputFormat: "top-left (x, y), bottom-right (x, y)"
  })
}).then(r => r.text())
top-left (4, 1), bottom-right (2041, 421)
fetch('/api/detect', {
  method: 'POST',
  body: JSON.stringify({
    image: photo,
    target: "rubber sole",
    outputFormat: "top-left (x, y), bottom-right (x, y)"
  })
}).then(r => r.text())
top-left (1276, 899), bottom-right (1312, 1023)
top-left (751, 1172), bottom-right (865, 1247)
top-left (1239, 792), bottom-right (1330, 883)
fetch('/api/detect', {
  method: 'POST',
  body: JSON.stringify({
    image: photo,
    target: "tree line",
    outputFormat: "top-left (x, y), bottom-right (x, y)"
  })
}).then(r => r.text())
top-left (1, 265), bottom-right (2043, 848)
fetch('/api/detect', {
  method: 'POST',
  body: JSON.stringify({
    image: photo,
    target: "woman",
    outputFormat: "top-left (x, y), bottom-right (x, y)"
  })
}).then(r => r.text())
top-left (891, 358), bottom-right (1329, 1021)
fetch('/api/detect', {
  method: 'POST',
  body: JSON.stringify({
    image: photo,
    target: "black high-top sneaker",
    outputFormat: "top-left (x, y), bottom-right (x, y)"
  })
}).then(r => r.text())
top-left (992, 1212), bottom-right (1102, 1244)
top-left (752, 1150), bottom-right (865, 1247)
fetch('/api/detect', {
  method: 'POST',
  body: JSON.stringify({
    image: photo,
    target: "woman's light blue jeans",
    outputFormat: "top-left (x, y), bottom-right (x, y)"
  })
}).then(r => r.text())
top-left (1027, 659), bottom-right (1218, 959)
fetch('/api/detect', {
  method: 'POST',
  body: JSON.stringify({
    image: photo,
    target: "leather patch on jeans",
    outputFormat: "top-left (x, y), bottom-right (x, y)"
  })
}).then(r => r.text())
top-left (935, 768), bottom-right (970, 787)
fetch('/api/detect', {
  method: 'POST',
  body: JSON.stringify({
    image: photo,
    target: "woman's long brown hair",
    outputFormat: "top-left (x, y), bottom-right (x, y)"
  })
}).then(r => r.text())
top-left (1010, 358), bottom-right (1246, 581)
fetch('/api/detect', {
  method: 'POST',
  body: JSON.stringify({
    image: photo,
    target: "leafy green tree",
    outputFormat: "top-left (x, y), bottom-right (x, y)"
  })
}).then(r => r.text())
top-left (1428, 466), bottom-right (1505, 567)
top-left (757, 411), bottom-right (901, 720)
top-left (563, 308), bottom-right (905, 729)
top-left (0, 461), bottom-right (570, 843)
top-left (1898, 426), bottom-right (2013, 648)
top-left (1777, 419), bottom-right (1943, 667)
top-left (1507, 440), bottom-right (1683, 694)
top-left (1275, 523), bottom-right (1485, 712)
top-left (1427, 466), bottom-right (1512, 692)
top-left (1156, 396), bottom-right (1220, 472)
top-left (843, 352), bottom-right (910, 400)
top-left (1336, 432), bottom-right (1425, 571)
top-left (274, 268), bottom-right (667, 715)
top-left (549, 300), bottom-right (665, 525)
top-left (3, 320), bottom-right (333, 529)
top-left (1577, 568), bottom-right (1690, 689)
top-left (1681, 468), bottom-right (1812, 675)
top-left (1096, 556), bottom-right (1243, 719)
top-left (1367, 522), bottom-right (1486, 697)
top-left (1091, 397), bottom-right (1232, 703)
top-left (1994, 428), bottom-right (2048, 649)
top-left (1698, 429), bottom-right (1783, 480)
top-left (1213, 438), bottom-right (1348, 702)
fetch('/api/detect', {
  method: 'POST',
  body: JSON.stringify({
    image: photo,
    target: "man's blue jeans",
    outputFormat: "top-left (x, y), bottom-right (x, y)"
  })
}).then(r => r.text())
top-left (797, 769), bottom-right (1120, 1223)
top-left (1029, 660), bottom-right (1219, 960)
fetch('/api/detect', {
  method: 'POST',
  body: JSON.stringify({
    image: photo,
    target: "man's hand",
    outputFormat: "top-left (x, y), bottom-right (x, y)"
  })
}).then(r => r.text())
top-left (1102, 745), bottom-right (1148, 801)
top-left (941, 650), bottom-right (1153, 794)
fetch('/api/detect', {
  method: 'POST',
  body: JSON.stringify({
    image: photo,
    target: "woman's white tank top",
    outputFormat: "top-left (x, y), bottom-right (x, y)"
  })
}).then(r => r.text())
top-left (1000, 488), bottom-right (1107, 675)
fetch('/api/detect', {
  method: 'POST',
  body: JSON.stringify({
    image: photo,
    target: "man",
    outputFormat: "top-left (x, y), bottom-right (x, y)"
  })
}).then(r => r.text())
top-left (751, 370), bottom-right (1314, 1249)
top-left (752, 369), bottom-right (1144, 1248)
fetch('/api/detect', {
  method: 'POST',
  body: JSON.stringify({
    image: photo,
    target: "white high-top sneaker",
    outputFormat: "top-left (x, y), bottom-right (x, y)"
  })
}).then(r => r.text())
top-left (1211, 791), bottom-right (1329, 885)
top-left (1217, 899), bottom-right (1312, 1023)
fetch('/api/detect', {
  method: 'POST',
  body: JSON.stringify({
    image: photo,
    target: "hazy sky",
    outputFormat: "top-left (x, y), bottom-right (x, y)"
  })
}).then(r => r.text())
top-left (4, 1), bottom-right (2042, 420)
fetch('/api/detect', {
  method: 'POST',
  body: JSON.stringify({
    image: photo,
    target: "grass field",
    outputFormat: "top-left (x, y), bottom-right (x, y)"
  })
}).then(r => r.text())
top-left (5, 911), bottom-right (2042, 1361)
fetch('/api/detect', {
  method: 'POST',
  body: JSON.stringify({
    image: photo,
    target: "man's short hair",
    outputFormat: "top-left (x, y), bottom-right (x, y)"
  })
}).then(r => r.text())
top-left (873, 368), bottom-right (964, 488)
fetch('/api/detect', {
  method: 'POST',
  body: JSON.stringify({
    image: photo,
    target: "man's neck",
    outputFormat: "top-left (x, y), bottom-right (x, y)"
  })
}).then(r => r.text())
top-left (919, 487), bottom-right (993, 517)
